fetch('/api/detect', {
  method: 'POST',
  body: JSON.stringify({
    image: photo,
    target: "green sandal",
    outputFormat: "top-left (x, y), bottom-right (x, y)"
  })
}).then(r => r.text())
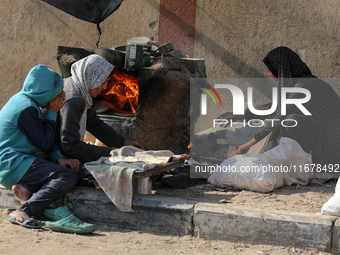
top-left (43, 206), bottom-right (72, 221)
top-left (45, 214), bottom-right (96, 234)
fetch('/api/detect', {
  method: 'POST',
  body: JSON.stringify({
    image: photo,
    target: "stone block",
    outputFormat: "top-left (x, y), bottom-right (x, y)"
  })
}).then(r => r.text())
top-left (194, 203), bottom-right (334, 252)
top-left (65, 186), bottom-right (194, 235)
top-left (0, 185), bottom-right (19, 209)
top-left (331, 218), bottom-right (340, 254)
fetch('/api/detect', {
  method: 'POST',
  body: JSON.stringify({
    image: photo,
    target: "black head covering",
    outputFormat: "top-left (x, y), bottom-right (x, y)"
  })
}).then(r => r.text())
top-left (263, 46), bottom-right (312, 78)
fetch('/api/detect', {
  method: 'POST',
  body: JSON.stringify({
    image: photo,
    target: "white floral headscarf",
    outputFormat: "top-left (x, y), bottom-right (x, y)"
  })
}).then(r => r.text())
top-left (70, 54), bottom-right (114, 140)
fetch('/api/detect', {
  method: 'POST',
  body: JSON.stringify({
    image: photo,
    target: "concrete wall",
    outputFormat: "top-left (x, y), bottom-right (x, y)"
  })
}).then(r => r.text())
top-left (0, 0), bottom-right (160, 108)
top-left (1, 0), bottom-right (340, 108)
top-left (195, 0), bottom-right (340, 79)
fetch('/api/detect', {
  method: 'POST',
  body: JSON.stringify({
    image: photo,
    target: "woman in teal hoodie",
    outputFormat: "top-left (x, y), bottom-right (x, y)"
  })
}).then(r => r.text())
top-left (0, 65), bottom-right (80, 228)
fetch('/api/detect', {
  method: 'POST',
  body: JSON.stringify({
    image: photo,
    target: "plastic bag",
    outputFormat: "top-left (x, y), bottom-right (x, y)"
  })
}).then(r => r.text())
top-left (208, 137), bottom-right (312, 193)
top-left (42, 0), bottom-right (124, 24)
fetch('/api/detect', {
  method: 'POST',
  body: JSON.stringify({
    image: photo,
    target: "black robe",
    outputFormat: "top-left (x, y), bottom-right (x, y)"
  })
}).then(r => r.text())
top-left (256, 46), bottom-right (340, 166)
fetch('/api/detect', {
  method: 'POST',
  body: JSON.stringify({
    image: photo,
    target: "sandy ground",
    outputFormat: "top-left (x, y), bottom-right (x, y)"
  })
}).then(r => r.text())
top-left (153, 180), bottom-right (337, 214)
top-left (0, 207), bottom-right (331, 255)
top-left (0, 180), bottom-right (336, 255)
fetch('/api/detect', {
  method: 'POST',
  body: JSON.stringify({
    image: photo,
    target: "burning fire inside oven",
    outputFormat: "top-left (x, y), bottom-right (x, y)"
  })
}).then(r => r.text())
top-left (99, 69), bottom-right (139, 114)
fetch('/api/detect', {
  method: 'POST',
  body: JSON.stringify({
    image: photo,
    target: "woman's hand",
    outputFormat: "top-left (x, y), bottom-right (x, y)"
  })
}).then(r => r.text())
top-left (236, 144), bottom-right (251, 155)
top-left (236, 138), bottom-right (257, 155)
top-left (57, 158), bottom-right (80, 173)
top-left (124, 140), bottom-right (144, 150)
top-left (47, 90), bottom-right (66, 112)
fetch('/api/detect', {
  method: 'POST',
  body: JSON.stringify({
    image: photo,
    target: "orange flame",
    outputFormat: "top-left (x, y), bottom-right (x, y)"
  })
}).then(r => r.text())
top-left (188, 142), bottom-right (193, 149)
top-left (101, 70), bottom-right (138, 113)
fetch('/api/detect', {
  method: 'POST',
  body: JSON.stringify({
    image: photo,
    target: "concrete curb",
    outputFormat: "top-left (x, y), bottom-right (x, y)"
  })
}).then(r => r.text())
top-left (194, 203), bottom-right (335, 252)
top-left (65, 187), bottom-right (194, 235)
top-left (1, 185), bottom-right (339, 253)
top-left (332, 218), bottom-right (340, 253)
top-left (0, 186), bottom-right (19, 209)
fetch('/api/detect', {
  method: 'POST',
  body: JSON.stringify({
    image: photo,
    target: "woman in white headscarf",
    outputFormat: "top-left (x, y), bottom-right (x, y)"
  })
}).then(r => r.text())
top-left (58, 54), bottom-right (143, 162)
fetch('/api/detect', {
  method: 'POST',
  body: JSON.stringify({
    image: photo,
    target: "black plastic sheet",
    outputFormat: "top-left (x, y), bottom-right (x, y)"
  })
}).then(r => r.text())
top-left (42, 0), bottom-right (124, 46)
top-left (42, 0), bottom-right (124, 24)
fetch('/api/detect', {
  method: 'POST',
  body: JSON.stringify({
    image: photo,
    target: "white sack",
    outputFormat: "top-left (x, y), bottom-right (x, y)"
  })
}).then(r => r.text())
top-left (321, 177), bottom-right (340, 216)
top-left (208, 137), bottom-right (312, 193)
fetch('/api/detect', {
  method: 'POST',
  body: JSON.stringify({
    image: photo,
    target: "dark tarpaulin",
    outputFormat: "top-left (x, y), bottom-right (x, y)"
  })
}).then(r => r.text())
top-left (42, 0), bottom-right (124, 24)
top-left (42, 0), bottom-right (124, 46)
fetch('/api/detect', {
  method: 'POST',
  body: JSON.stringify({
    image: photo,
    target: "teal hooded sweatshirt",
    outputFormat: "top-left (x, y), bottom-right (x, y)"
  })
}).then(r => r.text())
top-left (0, 65), bottom-right (64, 188)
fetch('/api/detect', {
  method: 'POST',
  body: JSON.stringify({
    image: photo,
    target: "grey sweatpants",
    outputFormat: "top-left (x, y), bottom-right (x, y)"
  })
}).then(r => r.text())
top-left (17, 158), bottom-right (78, 217)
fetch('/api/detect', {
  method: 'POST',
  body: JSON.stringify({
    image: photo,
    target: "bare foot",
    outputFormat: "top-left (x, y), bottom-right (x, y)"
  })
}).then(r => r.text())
top-left (8, 209), bottom-right (37, 226)
top-left (11, 184), bottom-right (31, 203)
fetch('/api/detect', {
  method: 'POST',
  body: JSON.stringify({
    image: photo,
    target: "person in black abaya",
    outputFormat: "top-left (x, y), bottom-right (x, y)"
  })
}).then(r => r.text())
top-left (237, 46), bottom-right (340, 168)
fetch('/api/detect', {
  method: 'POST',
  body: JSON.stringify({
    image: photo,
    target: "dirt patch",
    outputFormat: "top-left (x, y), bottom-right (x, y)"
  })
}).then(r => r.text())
top-left (0, 176), bottom-right (336, 254)
top-left (0, 207), bottom-right (332, 255)
top-left (153, 180), bottom-right (336, 215)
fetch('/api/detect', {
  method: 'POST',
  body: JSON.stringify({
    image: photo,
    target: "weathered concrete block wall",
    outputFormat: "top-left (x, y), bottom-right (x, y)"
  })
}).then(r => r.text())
top-left (0, 0), bottom-right (160, 108)
top-left (195, 0), bottom-right (340, 78)
top-left (1, 0), bottom-right (340, 109)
